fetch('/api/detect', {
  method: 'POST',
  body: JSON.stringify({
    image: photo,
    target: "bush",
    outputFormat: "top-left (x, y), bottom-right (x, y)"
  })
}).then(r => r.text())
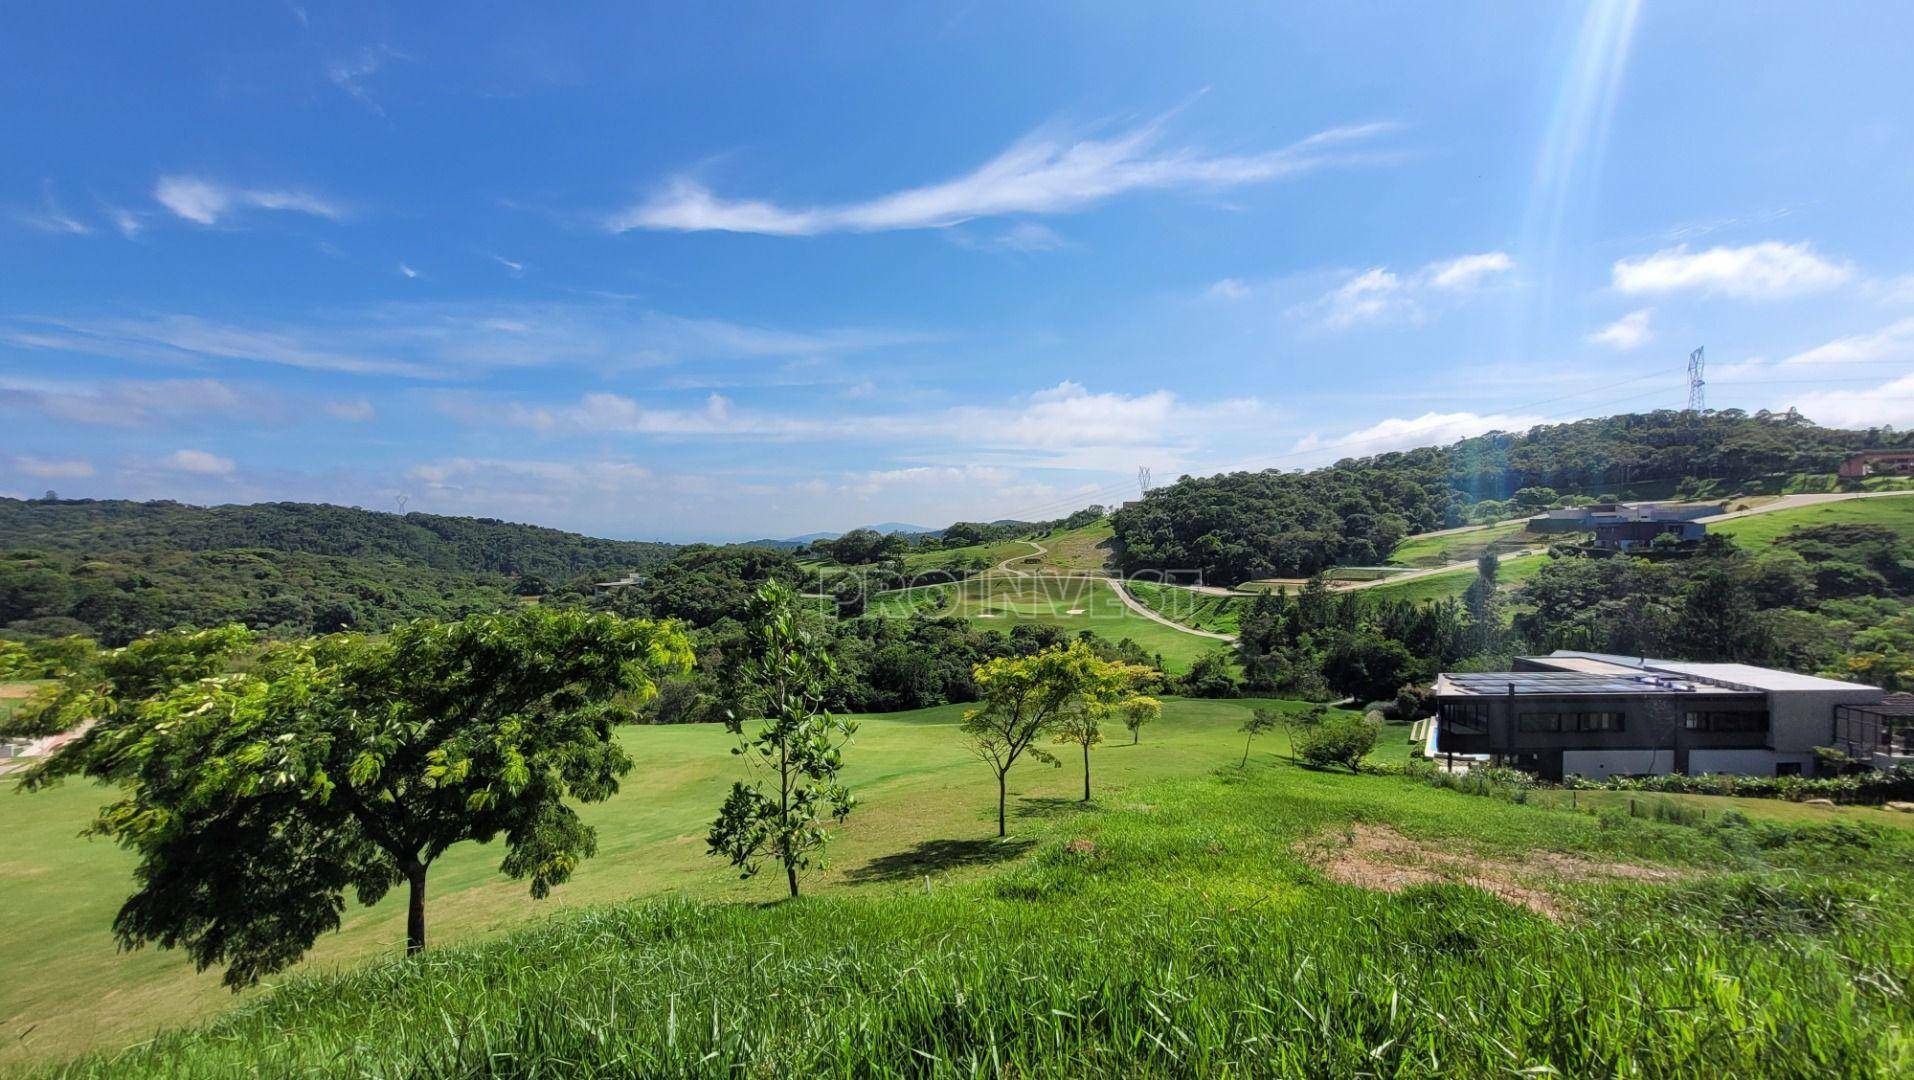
top-left (1294, 712), bottom-right (1381, 772)
top-left (1564, 765), bottom-right (1914, 805)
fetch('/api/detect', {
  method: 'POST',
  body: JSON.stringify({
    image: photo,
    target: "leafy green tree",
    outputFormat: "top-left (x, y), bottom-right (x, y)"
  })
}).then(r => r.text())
top-left (11, 610), bottom-right (690, 986)
top-left (1121, 695), bottom-right (1161, 744)
top-left (962, 642), bottom-right (1141, 834)
top-left (707, 581), bottom-right (858, 897)
top-left (1238, 707), bottom-right (1284, 768)
top-left (1321, 630), bottom-right (1419, 703)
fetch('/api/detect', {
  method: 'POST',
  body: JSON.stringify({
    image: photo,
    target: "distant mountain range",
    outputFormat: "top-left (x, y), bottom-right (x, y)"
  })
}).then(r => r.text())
top-left (741, 522), bottom-right (940, 549)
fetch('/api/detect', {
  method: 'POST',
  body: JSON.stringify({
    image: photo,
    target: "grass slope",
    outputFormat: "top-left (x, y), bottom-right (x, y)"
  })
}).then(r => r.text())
top-left (1386, 519), bottom-right (1545, 568)
top-left (1123, 580), bottom-right (1243, 634)
top-left (1359, 550), bottom-right (1549, 606)
top-left (1710, 493), bottom-right (1914, 548)
top-left (953, 575), bottom-right (1220, 673)
top-left (33, 730), bottom-right (1914, 1077)
top-left (1, 697), bottom-right (1343, 1066)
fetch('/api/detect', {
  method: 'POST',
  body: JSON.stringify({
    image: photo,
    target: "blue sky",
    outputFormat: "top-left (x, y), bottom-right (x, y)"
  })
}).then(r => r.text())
top-left (4, 2), bottom-right (1912, 541)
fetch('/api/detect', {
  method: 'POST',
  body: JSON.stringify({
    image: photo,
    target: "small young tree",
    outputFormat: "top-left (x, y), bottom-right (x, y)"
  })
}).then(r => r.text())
top-left (12, 610), bottom-right (691, 986)
top-left (962, 642), bottom-right (1143, 835)
top-left (1121, 695), bottom-right (1161, 744)
top-left (1239, 707), bottom-right (1284, 767)
top-left (707, 581), bottom-right (858, 897)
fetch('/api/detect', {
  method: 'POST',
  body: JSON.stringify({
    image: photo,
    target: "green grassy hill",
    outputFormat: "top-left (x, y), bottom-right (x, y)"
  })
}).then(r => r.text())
top-left (4, 696), bottom-right (1340, 1066)
top-left (1122, 580), bottom-right (1243, 634)
top-left (868, 574), bottom-right (1224, 673)
top-left (14, 697), bottom-right (1911, 1077)
top-left (1710, 493), bottom-right (1914, 547)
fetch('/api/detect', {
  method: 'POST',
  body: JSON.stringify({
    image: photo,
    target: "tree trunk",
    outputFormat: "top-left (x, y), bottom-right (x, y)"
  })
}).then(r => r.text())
top-left (786, 860), bottom-right (799, 898)
top-left (405, 860), bottom-right (428, 956)
top-left (1242, 735), bottom-right (1252, 768)
top-left (997, 772), bottom-right (1008, 837)
top-left (1081, 743), bottom-right (1091, 802)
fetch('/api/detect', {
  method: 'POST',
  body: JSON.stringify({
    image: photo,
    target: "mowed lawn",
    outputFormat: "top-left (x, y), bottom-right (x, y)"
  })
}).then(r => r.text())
top-left (1711, 492), bottom-right (1914, 547)
top-left (1359, 549), bottom-right (1549, 605)
top-left (1386, 518), bottom-right (1542, 568)
top-left (951, 574), bottom-right (1222, 672)
top-left (0, 695), bottom-right (1356, 1067)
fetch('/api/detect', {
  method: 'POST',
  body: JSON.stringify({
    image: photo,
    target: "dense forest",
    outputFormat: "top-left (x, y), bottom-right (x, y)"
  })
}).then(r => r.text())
top-left (1112, 409), bottom-right (1908, 583)
top-left (0, 499), bottom-right (677, 643)
top-left (0, 499), bottom-right (676, 580)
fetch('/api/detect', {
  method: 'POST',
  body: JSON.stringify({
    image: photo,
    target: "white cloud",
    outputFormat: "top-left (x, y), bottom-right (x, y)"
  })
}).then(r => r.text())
top-left (154, 176), bottom-right (344, 226)
top-left (162, 449), bottom-right (236, 475)
top-left (325, 398), bottom-right (377, 422)
top-left (608, 117), bottom-right (1399, 235)
top-left (492, 391), bottom-right (827, 439)
top-left (1291, 410), bottom-right (1547, 459)
top-left (398, 262), bottom-right (420, 279)
top-left (492, 254), bottom-right (525, 275)
top-left (1611, 241), bottom-right (1851, 299)
top-left (1302, 251), bottom-right (1514, 330)
top-left (1587, 308), bottom-right (1654, 350)
top-left (1207, 277), bottom-right (1251, 301)
top-left (1781, 372), bottom-right (1914, 429)
top-left (1424, 251), bottom-right (1514, 290)
top-left (9, 455), bottom-right (94, 479)
top-left (1781, 317), bottom-right (1914, 366)
top-left (103, 205), bottom-right (143, 238)
top-left (7, 315), bottom-right (438, 378)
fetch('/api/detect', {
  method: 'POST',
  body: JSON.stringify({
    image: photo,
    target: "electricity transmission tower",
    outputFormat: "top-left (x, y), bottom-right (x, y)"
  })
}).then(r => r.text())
top-left (1137, 466), bottom-right (1152, 498)
top-left (1686, 346), bottom-right (1706, 411)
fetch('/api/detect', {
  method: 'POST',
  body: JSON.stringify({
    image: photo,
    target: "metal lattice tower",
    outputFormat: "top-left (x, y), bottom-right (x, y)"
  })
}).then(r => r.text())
top-left (1686, 346), bottom-right (1706, 411)
top-left (1137, 466), bottom-right (1152, 498)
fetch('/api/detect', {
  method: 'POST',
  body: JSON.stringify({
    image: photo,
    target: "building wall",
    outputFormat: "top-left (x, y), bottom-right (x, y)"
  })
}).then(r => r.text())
top-left (1768, 688), bottom-right (1885, 754)
top-left (1562, 749), bottom-right (1674, 779)
top-left (1688, 749), bottom-right (1811, 776)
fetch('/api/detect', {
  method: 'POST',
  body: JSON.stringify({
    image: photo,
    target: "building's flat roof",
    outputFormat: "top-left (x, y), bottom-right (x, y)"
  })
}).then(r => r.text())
top-left (1538, 651), bottom-right (1880, 692)
top-left (1436, 671), bottom-right (1752, 698)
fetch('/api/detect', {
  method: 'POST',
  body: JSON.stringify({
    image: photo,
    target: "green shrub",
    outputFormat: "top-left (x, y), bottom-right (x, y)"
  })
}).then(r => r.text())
top-left (1294, 712), bottom-right (1381, 772)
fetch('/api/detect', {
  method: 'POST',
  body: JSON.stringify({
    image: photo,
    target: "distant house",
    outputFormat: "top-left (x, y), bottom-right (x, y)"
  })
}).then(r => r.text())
top-left (1837, 450), bottom-right (1914, 479)
top-left (1592, 519), bottom-right (1706, 552)
top-left (1526, 500), bottom-right (1723, 533)
top-left (1431, 651), bottom-right (1893, 780)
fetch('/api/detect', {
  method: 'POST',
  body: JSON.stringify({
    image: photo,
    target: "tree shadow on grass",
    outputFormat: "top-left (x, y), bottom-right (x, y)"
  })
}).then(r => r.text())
top-left (1013, 796), bottom-right (1099, 820)
top-left (846, 837), bottom-right (1036, 884)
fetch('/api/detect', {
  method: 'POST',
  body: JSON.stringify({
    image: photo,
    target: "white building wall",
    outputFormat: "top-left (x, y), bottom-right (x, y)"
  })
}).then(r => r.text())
top-left (1686, 749), bottom-right (1810, 776)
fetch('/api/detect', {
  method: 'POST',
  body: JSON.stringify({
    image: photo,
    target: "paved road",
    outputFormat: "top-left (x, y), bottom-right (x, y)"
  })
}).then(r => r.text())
top-left (1695, 489), bottom-right (1911, 525)
top-left (1103, 578), bottom-right (1238, 641)
top-left (997, 539), bottom-right (1047, 574)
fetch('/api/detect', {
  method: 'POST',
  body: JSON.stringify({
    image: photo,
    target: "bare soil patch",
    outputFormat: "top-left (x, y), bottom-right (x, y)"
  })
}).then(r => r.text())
top-left (1300, 823), bottom-right (1684, 919)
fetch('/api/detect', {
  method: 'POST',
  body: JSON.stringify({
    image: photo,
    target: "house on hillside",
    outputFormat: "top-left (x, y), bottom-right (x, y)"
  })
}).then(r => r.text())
top-left (1591, 518), bottom-right (1706, 552)
top-left (1430, 651), bottom-right (1891, 780)
top-left (1837, 450), bottom-right (1914, 479)
top-left (1526, 501), bottom-right (1723, 533)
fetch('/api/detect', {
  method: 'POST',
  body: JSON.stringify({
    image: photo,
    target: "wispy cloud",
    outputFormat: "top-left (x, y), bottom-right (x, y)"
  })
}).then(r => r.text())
top-left (0, 375), bottom-right (248, 427)
top-left (161, 449), bottom-right (236, 476)
top-left (491, 254), bottom-right (525, 275)
top-left (1587, 308), bottom-right (1653, 350)
top-left (14, 181), bottom-right (92, 235)
top-left (1782, 316), bottom-right (1914, 366)
top-left (327, 45), bottom-right (402, 116)
top-left (398, 262), bottom-right (420, 279)
top-left (1290, 410), bottom-right (1547, 459)
top-left (4, 304), bottom-right (930, 381)
top-left (1207, 277), bottom-right (1251, 301)
top-left (154, 175), bottom-right (345, 226)
top-left (607, 116), bottom-right (1400, 236)
top-left (325, 398), bottom-right (377, 422)
top-left (1611, 241), bottom-right (1851, 299)
top-left (1782, 371), bottom-right (1914, 429)
top-left (8, 455), bottom-right (95, 480)
top-left (950, 221), bottom-right (1070, 253)
top-left (1300, 250), bottom-right (1515, 330)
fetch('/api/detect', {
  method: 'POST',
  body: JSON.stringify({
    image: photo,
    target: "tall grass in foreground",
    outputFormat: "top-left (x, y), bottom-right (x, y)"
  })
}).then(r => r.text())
top-left (30, 765), bottom-right (1914, 1078)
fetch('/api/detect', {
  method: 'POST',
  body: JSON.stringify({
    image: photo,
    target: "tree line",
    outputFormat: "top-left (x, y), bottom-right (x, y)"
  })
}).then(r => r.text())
top-left (1111, 409), bottom-right (1909, 584)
